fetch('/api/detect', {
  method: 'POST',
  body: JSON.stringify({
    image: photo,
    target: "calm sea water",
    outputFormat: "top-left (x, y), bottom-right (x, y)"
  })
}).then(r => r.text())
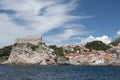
top-left (0, 65), bottom-right (120, 80)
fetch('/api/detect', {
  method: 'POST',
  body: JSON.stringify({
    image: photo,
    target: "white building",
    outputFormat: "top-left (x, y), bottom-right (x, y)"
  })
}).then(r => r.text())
top-left (16, 35), bottom-right (42, 45)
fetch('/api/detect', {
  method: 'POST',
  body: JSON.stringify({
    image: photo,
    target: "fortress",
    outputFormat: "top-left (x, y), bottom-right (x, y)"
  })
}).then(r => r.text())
top-left (15, 35), bottom-right (42, 45)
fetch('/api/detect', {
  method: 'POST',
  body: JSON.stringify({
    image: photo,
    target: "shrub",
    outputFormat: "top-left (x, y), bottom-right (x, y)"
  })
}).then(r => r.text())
top-left (14, 43), bottom-right (17, 46)
top-left (85, 40), bottom-right (111, 51)
top-left (31, 45), bottom-right (38, 51)
top-left (110, 37), bottom-right (120, 46)
top-left (49, 45), bottom-right (64, 57)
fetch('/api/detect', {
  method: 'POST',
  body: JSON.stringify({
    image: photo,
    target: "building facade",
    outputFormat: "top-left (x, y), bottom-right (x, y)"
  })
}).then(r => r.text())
top-left (16, 35), bottom-right (42, 45)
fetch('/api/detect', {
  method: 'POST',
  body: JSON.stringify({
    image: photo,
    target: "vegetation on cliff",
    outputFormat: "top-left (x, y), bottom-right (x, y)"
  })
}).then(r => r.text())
top-left (0, 45), bottom-right (13, 62)
top-left (3, 43), bottom-right (58, 65)
top-left (110, 37), bottom-right (120, 46)
top-left (0, 45), bottom-right (12, 56)
top-left (85, 41), bottom-right (111, 51)
top-left (1, 36), bottom-right (120, 64)
top-left (49, 45), bottom-right (64, 57)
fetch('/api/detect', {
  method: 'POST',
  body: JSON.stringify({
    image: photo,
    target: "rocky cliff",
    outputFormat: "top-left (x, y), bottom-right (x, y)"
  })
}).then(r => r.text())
top-left (3, 43), bottom-right (59, 65)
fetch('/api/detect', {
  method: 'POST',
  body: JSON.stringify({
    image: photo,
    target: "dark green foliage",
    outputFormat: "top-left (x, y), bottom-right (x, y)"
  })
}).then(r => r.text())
top-left (31, 45), bottom-right (38, 51)
top-left (38, 42), bottom-right (47, 46)
top-left (85, 40), bottom-right (111, 51)
top-left (66, 50), bottom-right (75, 53)
top-left (83, 50), bottom-right (88, 52)
top-left (49, 45), bottom-right (64, 57)
top-left (0, 56), bottom-right (8, 63)
top-left (0, 45), bottom-right (12, 62)
top-left (0, 56), bottom-right (8, 60)
top-left (26, 43), bottom-right (38, 51)
top-left (26, 43), bottom-right (32, 47)
top-left (110, 37), bottom-right (120, 46)
top-left (14, 43), bottom-right (18, 46)
top-left (38, 42), bottom-right (43, 45)
top-left (74, 46), bottom-right (81, 51)
top-left (3, 45), bottom-right (12, 50)
top-left (0, 45), bottom-right (12, 56)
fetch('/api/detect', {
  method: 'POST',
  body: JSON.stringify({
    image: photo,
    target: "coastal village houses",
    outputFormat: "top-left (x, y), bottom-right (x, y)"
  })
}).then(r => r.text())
top-left (64, 44), bottom-right (120, 65)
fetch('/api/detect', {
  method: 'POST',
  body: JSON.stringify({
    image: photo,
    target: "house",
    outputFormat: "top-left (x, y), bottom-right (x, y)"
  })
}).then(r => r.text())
top-left (108, 46), bottom-right (120, 60)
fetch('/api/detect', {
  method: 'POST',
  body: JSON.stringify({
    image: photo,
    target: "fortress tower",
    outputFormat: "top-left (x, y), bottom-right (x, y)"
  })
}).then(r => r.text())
top-left (16, 35), bottom-right (42, 45)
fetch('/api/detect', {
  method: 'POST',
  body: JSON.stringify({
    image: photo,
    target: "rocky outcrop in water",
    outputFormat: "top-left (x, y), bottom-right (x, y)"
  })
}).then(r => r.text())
top-left (3, 43), bottom-right (59, 65)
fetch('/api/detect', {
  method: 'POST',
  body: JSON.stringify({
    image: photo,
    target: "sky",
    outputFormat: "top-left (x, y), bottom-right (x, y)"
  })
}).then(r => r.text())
top-left (0, 0), bottom-right (120, 48)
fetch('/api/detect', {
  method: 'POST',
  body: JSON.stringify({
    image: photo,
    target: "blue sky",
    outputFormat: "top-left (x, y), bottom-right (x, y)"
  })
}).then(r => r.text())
top-left (0, 0), bottom-right (120, 48)
top-left (80, 0), bottom-right (120, 36)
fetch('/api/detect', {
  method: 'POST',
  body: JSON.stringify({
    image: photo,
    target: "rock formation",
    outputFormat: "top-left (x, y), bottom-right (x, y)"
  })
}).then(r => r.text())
top-left (3, 43), bottom-right (58, 65)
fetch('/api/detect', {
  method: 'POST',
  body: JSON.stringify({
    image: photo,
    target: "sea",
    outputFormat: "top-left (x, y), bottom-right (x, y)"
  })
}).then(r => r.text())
top-left (0, 65), bottom-right (120, 80)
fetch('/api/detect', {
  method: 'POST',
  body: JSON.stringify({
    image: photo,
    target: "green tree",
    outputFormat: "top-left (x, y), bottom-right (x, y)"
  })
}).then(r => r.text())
top-left (110, 37), bottom-right (120, 46)
top-left (0, 45), bottom-right (13, 62)
top-left (74, 46), bottom-right (80, 51)
top-left (31, 45), bottom-right (38, 51)
top-left (85, 41), bottom-right (111, 51)
top-left (49, 45), bottom-right (64, 57)
top-left (0, 45), bottom-right (13, 56)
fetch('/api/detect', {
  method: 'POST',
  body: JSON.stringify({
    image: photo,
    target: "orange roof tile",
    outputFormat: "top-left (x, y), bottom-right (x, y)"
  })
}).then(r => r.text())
top-left (104, 54), bottom-right (112, 59)
top-left (113, 46), bottom-right (120, 48)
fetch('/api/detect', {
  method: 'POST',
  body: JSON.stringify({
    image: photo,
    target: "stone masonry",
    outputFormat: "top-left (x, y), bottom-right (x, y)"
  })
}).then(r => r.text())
top-left (16, 35), bottom-right (42, 45)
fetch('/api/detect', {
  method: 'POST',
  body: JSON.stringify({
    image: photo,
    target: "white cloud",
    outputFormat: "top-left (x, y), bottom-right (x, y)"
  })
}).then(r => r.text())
top-left (117, 30), bottom-right (120, 36)
top-left (44, 29), bottom-right (77, 45)
top-left (0, 14), bottom-right (35, 47)
top-left (0, 0), bottom-right (71, 33)
top-left (80, 35), bottom-right (112, 44)
top-left (43, 23), bottom-right (91, 46)
top-left (0, 0), bottom-right (92, 48)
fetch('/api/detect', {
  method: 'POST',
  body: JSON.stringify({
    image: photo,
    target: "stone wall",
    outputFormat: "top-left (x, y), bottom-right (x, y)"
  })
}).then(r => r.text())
top-left (16, 35), bottom-right (42, 45)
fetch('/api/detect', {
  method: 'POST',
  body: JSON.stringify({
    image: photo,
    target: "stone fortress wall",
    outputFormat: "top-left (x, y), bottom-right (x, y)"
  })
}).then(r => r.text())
top-left (16, 35), bottom-right (42, 45)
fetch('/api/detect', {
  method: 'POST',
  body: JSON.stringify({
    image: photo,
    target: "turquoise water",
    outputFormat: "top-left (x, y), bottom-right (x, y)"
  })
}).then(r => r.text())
top-left (0, 65), bottom-right (120, 80)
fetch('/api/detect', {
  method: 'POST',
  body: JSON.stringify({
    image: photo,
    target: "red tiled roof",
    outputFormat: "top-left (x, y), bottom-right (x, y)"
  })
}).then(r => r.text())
top-left (104, 54), bottom-right (112, 59)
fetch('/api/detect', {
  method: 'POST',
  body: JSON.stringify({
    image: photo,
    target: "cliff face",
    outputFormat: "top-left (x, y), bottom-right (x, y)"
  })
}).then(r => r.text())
top-left (3, 43), bottom-right (57, 65)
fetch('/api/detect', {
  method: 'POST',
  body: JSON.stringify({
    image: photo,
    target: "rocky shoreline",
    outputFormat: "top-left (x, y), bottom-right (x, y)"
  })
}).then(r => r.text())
top-left (2, 43), bottom-right (68, 65)
top-left (1, 43), bottom-right (120, 66)
top-left (2, 62), bottom-right (120, 66)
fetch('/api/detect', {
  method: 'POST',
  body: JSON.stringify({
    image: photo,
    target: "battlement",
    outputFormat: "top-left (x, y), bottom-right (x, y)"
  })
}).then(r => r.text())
top-left (15, 35), bottom-right (42, 45)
